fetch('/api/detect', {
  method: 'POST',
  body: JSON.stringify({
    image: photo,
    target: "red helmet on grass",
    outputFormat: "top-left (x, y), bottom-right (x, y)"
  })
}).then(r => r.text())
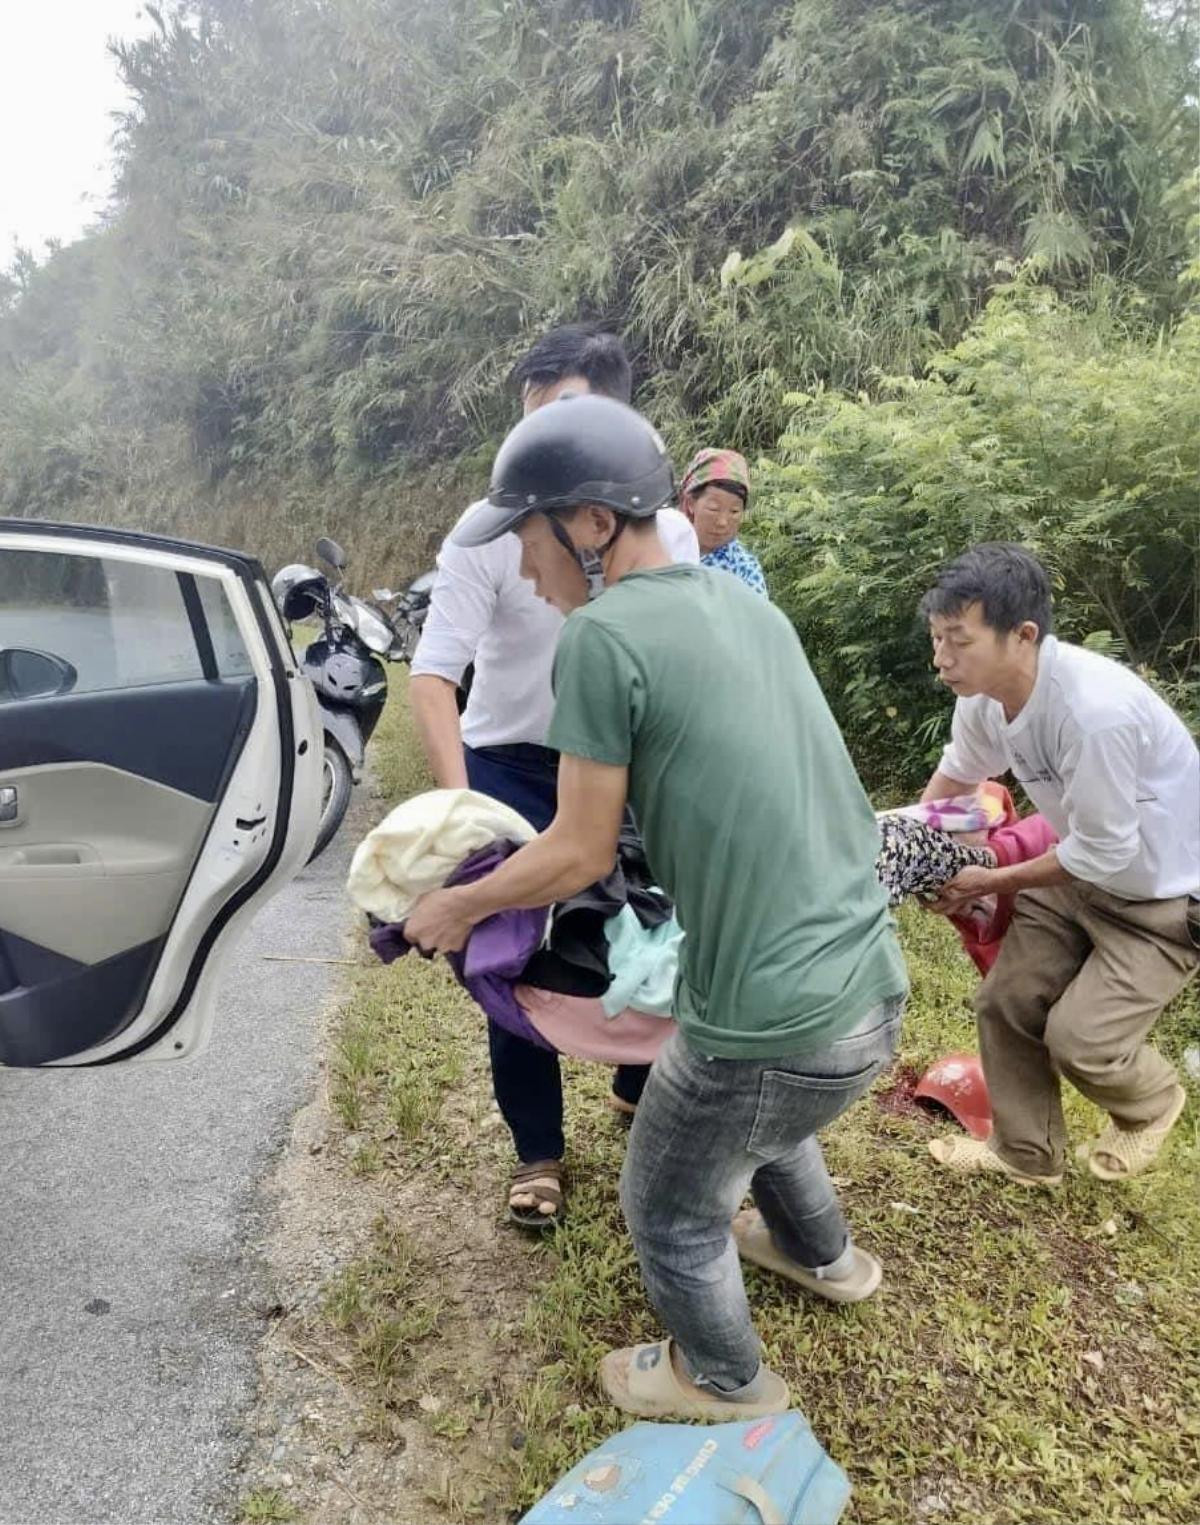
top-left (914, 1052), bottom-right (993, 1140)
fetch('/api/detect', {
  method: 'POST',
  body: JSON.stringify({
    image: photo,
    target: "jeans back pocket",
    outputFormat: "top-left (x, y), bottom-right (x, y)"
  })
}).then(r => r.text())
top-left (747, 1060), bottom-right (883, 1158)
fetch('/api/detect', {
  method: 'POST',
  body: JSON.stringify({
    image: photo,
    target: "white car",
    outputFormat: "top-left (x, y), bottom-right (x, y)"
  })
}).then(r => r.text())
top-left (0, 519), bottom-right (323, 1066)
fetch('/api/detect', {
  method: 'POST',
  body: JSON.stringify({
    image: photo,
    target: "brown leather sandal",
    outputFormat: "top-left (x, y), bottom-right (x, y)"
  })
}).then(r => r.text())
top-left (508, 1159), bottom-right (566, 1229)
top-left (605, 1093), bottom-right (638, 1121)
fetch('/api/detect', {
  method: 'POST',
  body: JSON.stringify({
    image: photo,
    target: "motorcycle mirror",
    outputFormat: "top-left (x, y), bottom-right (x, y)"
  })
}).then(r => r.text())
top-left (316, 536), bottom-right (347, 570)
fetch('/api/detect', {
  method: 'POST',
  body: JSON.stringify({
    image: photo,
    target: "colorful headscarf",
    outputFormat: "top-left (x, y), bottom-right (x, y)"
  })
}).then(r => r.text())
top-left (679, 448), bottom-right (751, 503)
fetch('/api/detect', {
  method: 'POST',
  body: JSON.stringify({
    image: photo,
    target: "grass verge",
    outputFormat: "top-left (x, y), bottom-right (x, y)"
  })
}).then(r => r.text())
top-left (239, 1487), bottom-right (296, 1523)
top-left (320, 674), bottom-right (1200, 1524)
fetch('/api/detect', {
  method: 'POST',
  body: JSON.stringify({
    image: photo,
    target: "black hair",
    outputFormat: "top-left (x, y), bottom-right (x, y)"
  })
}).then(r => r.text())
top-left (919, 543), bottom-right (1053, 641)
top-left (511, 323), bottom-right (633, 404)
top-left (688, 478), bottom-right (748, 505)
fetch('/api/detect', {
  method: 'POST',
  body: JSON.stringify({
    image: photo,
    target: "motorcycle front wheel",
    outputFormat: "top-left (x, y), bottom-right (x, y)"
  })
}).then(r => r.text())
top-left (308, 737), bottom-right (354, 863)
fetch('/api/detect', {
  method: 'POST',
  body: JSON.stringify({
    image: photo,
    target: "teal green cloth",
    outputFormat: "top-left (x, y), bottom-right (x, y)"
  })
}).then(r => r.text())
top-left (602, 906), bottom-right (682, 1018)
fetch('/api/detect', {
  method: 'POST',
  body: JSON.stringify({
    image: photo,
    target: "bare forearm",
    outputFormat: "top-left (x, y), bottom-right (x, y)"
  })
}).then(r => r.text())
top-left (934, 846), bottom-right (1069, 914)
top-left (455, 825), bottom-right (610, 925)
top-left (409, 674), bottom-right (468, 789)
top-left (989, 848), bottom-right (1071, 894)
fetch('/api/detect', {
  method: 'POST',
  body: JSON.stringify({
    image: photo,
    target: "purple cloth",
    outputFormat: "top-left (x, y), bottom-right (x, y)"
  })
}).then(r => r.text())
top-left (367, 840), bottom-right (551, 1048)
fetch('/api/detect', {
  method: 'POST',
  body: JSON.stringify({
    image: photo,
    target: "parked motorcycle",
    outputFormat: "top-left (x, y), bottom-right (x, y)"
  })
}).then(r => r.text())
top-left (272, 538), bottom-right (432, 863)
top-left (369, 569), bottom-right (435, 661)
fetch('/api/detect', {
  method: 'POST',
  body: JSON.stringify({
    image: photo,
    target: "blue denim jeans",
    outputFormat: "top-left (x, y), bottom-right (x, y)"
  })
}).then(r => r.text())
top-left (619, 998), bottom-right (904, 1391)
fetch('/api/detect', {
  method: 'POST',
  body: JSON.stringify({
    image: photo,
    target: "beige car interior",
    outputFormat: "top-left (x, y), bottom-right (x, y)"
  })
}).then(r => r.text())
top-left (0, 762), bottom-right (211, 965)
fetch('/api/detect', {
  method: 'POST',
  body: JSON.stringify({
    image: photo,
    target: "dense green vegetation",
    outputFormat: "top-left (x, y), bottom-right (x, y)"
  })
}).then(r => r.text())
top-left (761, 278), bottom-right (1200, 783)
top-left (1, 0), bottom-right (1195, 784)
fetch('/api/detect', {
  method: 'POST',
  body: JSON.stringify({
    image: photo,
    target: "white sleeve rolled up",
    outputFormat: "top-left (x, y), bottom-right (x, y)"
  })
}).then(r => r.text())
top-left (938, 698), bottom-right (1009, 786)
top-left (410, 529), bottom-right (499, 686)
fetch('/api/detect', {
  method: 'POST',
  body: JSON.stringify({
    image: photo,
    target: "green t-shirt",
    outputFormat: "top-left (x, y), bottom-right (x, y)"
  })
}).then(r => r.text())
top-left (547, 564), bottom-right (907, 1058)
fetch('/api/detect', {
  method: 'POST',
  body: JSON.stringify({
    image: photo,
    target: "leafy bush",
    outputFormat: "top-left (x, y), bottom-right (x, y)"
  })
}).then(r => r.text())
top-left (755, 275), bottom-right (1200, 791)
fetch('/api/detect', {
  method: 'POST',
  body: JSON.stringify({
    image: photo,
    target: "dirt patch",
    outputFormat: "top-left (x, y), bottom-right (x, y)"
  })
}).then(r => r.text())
top-left (237, 1033), bottom-right (542, 1524)
top-left (873, 1063), bottom-right (934, 1123)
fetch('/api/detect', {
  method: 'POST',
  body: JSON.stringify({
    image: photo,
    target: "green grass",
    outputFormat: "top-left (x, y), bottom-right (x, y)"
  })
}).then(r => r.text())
top-left (507, 923), bottom-right (1200, 1525)
top-left (239, 1489), bottom-right (296, 1523)
top-left (322, 1216), bottom-right (445, 1412)
top-left (322, 676), bottom-right (1200, 1524)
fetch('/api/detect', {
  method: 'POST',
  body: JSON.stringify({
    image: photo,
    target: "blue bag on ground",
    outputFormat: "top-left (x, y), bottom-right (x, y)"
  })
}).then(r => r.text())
top-left (518, 1412), bottom-right (850, 1525)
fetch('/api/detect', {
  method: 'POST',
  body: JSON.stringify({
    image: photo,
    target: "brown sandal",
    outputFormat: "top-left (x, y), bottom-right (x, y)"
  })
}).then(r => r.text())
top-left (508, 1159), bottom-right (566, 1229)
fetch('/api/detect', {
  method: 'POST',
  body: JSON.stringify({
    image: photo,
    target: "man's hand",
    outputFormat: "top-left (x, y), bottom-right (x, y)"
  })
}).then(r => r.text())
top-left (404, 887), bottom-right (478, 955)
top-left (921, 768), bottom-right (981, 805)
top-left (929, 846), bottom-right (1069, 913)
top-left (929, 864), bottom-right (999, 915)
top-left (401, 754), bottom-right (629, 955)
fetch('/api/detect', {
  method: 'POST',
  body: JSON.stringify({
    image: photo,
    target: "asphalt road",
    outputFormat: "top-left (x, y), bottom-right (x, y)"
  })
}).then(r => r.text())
top-left (0, 800), bottom-right (368, 1525)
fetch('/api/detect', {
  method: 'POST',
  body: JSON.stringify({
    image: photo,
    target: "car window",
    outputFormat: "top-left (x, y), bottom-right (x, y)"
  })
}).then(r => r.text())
top-left (0, 547), bottom-right (249, 698)
top-left (195, 571), bottom-right (255, 677)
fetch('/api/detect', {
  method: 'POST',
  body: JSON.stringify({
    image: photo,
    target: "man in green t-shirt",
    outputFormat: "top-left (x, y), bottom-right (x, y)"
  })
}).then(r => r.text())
top-left (405, 396), bottom-right (908, 1421)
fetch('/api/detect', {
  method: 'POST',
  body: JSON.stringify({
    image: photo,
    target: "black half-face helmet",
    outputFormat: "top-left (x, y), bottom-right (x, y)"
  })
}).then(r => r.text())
top-left (452, 395), bottom-right (676, 550)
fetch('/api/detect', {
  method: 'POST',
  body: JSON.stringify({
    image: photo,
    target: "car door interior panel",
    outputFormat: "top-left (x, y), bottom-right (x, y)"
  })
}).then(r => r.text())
top-left (0, 937), bottom-right (166, 1066)
top-left (0, 521), bottom-right (322, 1066)
top-left (2, 679), bottom-right (257, 799)
top-left (0, 687), bottom-right (255, 1064)
top-left (0, 761), bottom-right (215, 958)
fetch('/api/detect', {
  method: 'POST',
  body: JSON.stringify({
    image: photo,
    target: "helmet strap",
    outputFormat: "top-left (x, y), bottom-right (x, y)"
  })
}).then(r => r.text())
top-left (548, 513), bottom-right (626, 601)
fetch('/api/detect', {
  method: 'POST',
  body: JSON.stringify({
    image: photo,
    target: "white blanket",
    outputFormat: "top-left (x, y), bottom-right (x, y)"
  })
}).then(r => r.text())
top-left (346, 788), bottom-right (535, 923)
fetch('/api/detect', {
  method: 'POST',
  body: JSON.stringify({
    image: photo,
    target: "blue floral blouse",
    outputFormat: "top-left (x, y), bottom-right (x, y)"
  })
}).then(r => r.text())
top-left (702, 538), bottom-right (768, 597)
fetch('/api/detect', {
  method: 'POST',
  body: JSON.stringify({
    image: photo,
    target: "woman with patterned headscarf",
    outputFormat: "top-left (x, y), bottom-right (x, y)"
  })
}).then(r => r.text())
top-left (679, 448), bottom-right (767, 597)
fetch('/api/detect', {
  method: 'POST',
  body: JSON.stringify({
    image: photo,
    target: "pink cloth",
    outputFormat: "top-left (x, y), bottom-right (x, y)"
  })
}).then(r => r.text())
top-left (951, 811), bottom-right (1059, 974)
top-left (987, 811), bottom-right (1059, 873)
top-left (515, 985), bottom-right (675, 1065)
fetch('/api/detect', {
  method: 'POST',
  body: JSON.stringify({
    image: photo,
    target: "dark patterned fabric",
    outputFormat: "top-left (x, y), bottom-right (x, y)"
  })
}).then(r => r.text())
top-left (876, 813), bottom-right (993, 908)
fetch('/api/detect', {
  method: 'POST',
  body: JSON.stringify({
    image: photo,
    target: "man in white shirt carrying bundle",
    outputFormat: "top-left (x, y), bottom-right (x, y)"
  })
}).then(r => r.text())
top-left (919, 544), bottom-right (1199, 1186)
top-left (409, 325), bottom-right (699, 1228)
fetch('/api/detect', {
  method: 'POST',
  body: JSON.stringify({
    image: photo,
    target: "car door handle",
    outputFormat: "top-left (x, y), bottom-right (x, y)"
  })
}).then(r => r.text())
top-left (0, 786), bottom-right (17, 825)
top-left (0, 843), bottom-right (101, 874)
top-left (13, 845), bottom-right (85, 866)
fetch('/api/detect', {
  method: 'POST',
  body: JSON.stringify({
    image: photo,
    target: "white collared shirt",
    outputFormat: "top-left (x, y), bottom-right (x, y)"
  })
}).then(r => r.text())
top-left (939, 636), bottom-right (1199, 901)
top-left (411, 506), bottom-right (699, 749)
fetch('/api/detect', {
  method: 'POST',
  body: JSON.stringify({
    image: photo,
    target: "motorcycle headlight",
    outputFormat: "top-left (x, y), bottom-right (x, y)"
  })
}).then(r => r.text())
top-left (331, 590), bottom-right (358, 630)
top-left (353, 603), bottom-right (395, 654)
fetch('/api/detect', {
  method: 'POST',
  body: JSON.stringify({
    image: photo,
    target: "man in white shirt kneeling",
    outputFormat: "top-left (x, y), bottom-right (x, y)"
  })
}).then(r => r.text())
top-left (919, 543), bottom-right (1198, 1186)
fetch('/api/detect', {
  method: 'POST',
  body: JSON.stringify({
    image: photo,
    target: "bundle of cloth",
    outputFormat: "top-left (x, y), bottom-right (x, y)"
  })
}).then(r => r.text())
top-left (875, 780), bottom-right (1058, 973)
top-left (347, 789), bottom-right (680, 1065)
top-left (350, 784), bottom-right (1055, 1056)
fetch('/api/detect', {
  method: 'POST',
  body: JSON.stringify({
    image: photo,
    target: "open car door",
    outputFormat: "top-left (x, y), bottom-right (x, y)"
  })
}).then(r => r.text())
top-left (0, 521), bottom-right (322, 1066)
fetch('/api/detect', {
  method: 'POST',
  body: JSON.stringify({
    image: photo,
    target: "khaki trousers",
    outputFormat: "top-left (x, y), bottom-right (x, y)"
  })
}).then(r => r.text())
top-left (976, 883), bottom-right (1199, 1175)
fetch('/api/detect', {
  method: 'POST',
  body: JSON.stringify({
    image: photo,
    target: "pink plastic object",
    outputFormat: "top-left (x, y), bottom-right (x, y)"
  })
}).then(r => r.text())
top-left (914, 1052), bottom-right (993, 1139)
